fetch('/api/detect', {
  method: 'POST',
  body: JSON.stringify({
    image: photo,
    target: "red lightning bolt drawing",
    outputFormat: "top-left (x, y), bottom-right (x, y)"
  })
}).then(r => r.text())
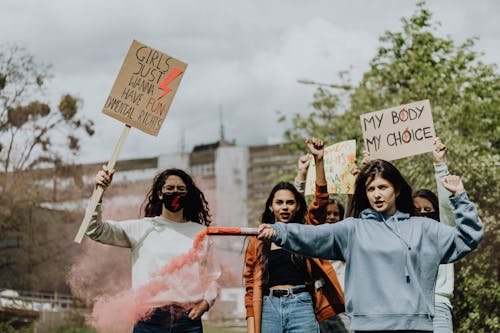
top-left (157, 68), bottom-right (184, 99)
top-left (171, 195), bottom-right (180, 211)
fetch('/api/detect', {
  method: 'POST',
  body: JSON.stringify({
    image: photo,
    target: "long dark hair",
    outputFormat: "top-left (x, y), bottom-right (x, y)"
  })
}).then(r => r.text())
top-left (350, 159), bottom-right (417, 218)
top-left (142, 168), bottom-right (212, 226)
top-left (260, 182), bottom-right (308, 289)
top-left (261, 182), bottom-right (307, 224)
top-left (413, 188), bottom-right (439, 217)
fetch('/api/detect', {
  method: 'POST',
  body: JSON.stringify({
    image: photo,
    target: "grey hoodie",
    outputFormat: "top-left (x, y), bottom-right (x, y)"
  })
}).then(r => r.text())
top-left (271, 192), bottom-right (483, 331)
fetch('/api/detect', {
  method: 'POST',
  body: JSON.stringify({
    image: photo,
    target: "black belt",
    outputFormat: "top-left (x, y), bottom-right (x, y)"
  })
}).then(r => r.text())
top-left (264, 286), bottom-right (308, 297)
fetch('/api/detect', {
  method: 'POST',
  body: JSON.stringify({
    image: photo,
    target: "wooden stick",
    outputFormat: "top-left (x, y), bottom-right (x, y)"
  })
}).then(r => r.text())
top-left (74, 124), bottom-right (131, 243)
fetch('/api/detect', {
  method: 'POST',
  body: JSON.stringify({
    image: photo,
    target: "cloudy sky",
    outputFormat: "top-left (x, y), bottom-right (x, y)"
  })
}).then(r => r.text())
top-left (1, 0), bottom-right (498, 163)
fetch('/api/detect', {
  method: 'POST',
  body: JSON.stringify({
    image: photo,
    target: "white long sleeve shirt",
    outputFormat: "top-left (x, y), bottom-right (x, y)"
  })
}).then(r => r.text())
top-left (86, 204), bottom-right (220, 307)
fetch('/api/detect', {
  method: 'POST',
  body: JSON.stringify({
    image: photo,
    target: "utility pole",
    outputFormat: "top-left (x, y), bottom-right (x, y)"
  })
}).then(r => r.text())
top-left (219, 104), bottom-right (226, 142)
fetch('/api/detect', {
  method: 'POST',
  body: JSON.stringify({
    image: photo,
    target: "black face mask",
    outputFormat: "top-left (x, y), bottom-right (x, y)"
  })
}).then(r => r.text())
top-left (162, 192), bottom-right (187, 212)
top-left (420, 211), bottom-right (439, 221)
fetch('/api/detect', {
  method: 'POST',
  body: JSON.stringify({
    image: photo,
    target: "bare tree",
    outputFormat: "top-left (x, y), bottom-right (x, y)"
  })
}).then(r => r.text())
top-left (0, 44), bottom-right (94, 291)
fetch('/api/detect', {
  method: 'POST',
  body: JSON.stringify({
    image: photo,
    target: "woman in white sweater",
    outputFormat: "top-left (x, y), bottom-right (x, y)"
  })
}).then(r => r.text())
top-left (87, 167), bottom-right (220, 333)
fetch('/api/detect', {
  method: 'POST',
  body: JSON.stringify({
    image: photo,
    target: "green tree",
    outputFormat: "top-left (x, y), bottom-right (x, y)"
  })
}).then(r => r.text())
top-left (281, 3), bottom-right (499, 332)
top-left (0, 44), bottom-right (94, 291)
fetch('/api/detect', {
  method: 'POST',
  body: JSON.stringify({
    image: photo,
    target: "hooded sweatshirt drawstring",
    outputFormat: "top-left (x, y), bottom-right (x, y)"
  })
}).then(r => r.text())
top-left (382, 215), bottom-right (412, 283)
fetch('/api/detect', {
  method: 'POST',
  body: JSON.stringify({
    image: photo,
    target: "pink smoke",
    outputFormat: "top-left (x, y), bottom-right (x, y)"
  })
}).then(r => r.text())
top-left (87, 230), bottom-right (209, 333)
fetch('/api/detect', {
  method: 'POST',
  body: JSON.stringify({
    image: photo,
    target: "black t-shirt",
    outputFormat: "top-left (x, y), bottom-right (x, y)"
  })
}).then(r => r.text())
top-left (268, 248), bottom-right (306, 287)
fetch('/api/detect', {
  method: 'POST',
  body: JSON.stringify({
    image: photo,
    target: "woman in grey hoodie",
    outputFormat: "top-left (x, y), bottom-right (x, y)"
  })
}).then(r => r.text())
top-left (258, 159), bottom-right (483, 333)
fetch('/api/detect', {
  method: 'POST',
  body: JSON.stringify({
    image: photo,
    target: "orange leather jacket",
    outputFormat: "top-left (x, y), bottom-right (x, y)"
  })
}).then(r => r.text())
top-left (243, 184), bottom-right (345, 333)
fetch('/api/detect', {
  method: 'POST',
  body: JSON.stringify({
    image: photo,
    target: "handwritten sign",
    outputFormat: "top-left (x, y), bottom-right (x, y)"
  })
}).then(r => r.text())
top-left (360, 100), bottom-right (435, 161)
top-left (305, 140), bottom-right (356, 195)
top-left (103, 40), bottom-right (188, 136)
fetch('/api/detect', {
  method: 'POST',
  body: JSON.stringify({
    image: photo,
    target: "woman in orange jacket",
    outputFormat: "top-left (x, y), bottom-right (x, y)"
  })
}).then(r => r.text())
top-left (243, 138), bottom-right (345, 333)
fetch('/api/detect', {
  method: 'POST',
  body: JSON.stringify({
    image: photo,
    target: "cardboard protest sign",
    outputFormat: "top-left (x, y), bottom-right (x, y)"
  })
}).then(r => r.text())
top-left (360, 100), bottom-right (435, 161)
top-left (74, 41), bottom-right (187, 243)
top-left (305, 140), bottom-right (356, 195)
top-left (103, 40), bottom-right (188, 136)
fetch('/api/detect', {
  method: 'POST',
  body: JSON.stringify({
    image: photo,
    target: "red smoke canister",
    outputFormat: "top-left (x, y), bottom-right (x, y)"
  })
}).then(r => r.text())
top-left (206, 227), bottom-right (259, 236)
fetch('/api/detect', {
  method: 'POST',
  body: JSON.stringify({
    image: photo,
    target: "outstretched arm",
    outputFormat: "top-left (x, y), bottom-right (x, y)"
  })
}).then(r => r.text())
top-left (258, 221), bottom-right (350, 261)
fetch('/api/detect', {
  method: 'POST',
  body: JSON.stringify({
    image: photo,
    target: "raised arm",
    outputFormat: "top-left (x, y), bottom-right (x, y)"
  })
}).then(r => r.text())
top-left (85, 166), bottom-right (133, 247)
top-left (438, 175), bottom-right (483, 263)
top-left (305, 138), bottom-right (330, 225)
top-left (433, 137), bottom-right (455, 227)
top-left (307, 138), bottom-right (326, 186)
top-left (294, 154), bottom-right (311, 195)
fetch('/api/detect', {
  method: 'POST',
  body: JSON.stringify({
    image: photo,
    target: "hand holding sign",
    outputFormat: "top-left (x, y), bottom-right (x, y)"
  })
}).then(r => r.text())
top-left (74, 40), bottom-right (188, 243)
top-left (96, 166), bottom-right (115, 190)
top-left (433, 137), bottom-right (447, 164)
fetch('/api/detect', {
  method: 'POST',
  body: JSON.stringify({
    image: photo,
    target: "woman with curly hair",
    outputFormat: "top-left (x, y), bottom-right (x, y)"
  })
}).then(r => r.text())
top-left (87, 167), bottom-right (220, 333)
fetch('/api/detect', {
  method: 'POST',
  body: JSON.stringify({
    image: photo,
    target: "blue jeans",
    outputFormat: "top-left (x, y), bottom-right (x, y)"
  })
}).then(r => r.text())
top-left (261, 288), bottom-right (319, 333)
top-left (133, 307), bottom-right (202, 333)
top-left (319, 312), bottom-right (351, 333)
top-left (433, 302), bottom-right (453, 333)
